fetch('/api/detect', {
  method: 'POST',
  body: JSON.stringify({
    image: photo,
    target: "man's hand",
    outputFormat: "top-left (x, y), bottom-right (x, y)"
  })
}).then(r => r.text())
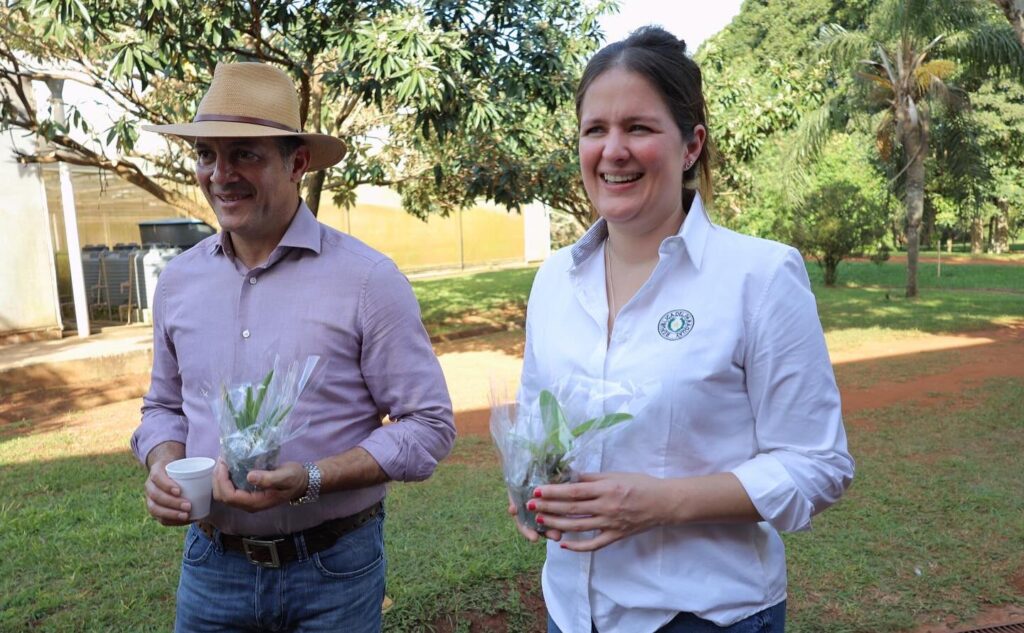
top-left (212, 459), bottom-right (308, 513)
top-left (144, 442), bottom-right (191, 526)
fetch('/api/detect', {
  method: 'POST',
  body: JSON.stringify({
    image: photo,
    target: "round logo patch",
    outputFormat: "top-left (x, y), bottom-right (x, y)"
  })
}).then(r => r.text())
top-left (658, 309), bottom-right (694, 341)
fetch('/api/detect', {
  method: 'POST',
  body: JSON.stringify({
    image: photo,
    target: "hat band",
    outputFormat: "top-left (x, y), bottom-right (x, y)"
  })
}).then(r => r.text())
top-left (193, 113), bottom-right (299, 133)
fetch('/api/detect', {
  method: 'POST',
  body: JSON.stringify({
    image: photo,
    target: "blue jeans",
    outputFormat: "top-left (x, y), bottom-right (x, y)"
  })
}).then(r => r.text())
top-left (174, 512), bottom-right (386, 632)
top-left (548, 600), bottom-right (786, 633)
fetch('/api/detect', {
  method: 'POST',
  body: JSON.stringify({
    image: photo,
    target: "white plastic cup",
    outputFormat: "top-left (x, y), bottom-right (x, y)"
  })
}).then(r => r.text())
top-left (165, 457), bottom-right (216, 520)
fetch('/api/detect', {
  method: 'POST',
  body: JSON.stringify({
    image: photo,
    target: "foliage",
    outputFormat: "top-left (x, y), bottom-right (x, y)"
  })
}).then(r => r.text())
top-left (990, 0), bottom-right (1024, 48)
top-left (697, 0), bottom-right (837, 222)
top-left (790, 182), bottom-right (887, 285)
top-left (795, 0), bottom-right (1024, 297)
top-left (700, 0), bottom-right (1024, 296)
top-left (530, 389), bottom-right (631, 482)
top-left (0, 0), bottom-right (612, 226)
top-left (223, 370), bottom-right (290, 434)
top-left (781, 133), bottom-right (890, 286)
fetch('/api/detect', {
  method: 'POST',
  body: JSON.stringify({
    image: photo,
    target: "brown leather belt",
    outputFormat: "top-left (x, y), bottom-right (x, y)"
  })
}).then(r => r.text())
top-left (197, 501), bottom-right (382, 568)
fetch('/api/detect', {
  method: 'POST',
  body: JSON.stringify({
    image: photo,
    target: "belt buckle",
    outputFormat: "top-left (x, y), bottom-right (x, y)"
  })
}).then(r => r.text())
top-left (241, 537), bottom-right (284, 568)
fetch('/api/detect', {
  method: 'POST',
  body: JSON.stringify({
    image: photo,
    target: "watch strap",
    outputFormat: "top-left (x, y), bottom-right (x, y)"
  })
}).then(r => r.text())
top-left (290, 462), bottom-right (321, 506)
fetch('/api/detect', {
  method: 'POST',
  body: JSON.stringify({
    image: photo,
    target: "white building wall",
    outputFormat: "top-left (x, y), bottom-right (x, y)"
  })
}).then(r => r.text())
top-left (0, 132), bottom-right (63, 341)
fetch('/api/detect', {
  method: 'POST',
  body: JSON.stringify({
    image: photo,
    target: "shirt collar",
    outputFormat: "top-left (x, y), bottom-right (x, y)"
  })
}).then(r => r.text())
top-left (569, 192), bottom-right (712, 271)
top-left (208, 200), bottom-right (322, 258)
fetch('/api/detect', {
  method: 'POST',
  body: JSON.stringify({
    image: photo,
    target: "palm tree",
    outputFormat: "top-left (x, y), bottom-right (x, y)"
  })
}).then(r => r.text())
top-left (795, 0), bottom-right (1023, 297)
top-left (991, 0), bottom-right (1024, 47)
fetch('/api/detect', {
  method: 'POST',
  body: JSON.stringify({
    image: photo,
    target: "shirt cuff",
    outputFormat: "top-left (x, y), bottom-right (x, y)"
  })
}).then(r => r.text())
top-left (358, 424), bottom-right (443, 482)
top-left (732, 454), bottom-right (814, 533)
top-left (131, 412), bottom-right (188, 467)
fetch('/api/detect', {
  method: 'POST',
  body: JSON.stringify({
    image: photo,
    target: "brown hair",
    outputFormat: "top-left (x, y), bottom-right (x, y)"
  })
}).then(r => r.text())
top-left (576, 26), bottom-right (715, 207)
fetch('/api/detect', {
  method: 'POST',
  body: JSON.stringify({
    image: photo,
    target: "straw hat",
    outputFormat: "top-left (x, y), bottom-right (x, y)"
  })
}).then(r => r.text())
top-left (143, 62), bottom-right (346, 171)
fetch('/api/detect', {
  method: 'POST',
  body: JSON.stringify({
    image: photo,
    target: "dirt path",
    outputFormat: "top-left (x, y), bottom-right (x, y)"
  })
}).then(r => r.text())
top-left (847, 253), bottom-right (1024, 266)
top-left (5, 323), bottom-right (1023, 441)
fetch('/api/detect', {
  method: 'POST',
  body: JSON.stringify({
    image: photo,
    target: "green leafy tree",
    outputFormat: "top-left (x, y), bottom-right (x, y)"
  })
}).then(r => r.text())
top-left (969, 78), bottom-right (1024, 251)
top-left (790, 181), bottom-right (887, 286)
top-left (793, 0), bottom-right (1024, 297)
top-left (697, 0), bottom-right (840, 223)
top-left (0, 0), bottom-right (611, 227)
top-left (779, 133), bottom-right (889, 286)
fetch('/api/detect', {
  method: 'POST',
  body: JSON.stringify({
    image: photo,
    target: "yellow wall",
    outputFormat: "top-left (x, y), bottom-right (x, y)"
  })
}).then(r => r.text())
top-left (318, 186), bottom-right (525, 271)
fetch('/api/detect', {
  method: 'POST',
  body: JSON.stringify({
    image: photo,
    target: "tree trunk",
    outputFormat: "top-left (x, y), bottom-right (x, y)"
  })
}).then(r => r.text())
top-left (301, 70), bottom-right (326, 217)
top-left (304, 170), bottom-right (327, 218)
top-left (970, 214), bottom-right (984, 254)
top-left (823, 255), bottom-right (840, 287)
top-left (921, 196), bottom-right (935, 250)
top-left (992, 0), bottom-right (1024, 48)
top-left (898, 110), bottom-right (927, 298)
top-left (993, 199), bottom-right (1010, 254)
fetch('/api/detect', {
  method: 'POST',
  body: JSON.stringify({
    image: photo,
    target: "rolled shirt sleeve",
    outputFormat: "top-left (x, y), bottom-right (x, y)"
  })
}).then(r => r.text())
top-left (356, 260), bottom-right (455, 481)
top-left (731, 247), bottom-right (854, 532)
top-left (131, 274), bottom-right (188, 465)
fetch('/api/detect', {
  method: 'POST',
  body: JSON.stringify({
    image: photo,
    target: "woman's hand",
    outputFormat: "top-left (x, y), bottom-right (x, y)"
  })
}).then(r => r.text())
top-left (531, 471), bottom-right (761, 552)
top-left (507, 491), bottom-right (563, 542)
top-left (530, 472), bottom-right (668, 552)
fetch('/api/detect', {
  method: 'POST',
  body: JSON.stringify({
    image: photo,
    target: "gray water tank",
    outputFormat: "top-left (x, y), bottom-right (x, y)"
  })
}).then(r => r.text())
top-left (131, 245), bottom-right (182, 310)
top-left (101, 244), bottom-right (139, 309)
top-left (139, 219), bottom-right (215, 249)
top-left (81, 245), bottom-right (109, 307)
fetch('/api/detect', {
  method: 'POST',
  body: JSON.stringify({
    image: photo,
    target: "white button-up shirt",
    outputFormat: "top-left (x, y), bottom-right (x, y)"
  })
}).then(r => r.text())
top-left (520, 194), bottom-right (854, 632)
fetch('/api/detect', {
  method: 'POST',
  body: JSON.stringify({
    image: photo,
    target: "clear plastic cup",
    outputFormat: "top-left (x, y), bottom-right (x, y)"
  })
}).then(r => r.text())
top-left (165, 457), bottom-right (216, 520)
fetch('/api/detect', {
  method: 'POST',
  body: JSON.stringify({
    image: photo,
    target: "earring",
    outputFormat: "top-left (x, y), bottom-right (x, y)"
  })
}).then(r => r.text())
top-left (684, 159), bottom-right (693, 170)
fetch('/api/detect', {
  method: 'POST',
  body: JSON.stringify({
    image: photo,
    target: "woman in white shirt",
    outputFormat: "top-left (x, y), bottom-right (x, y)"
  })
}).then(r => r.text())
top-left (511, 27), bottom-right (854, 633)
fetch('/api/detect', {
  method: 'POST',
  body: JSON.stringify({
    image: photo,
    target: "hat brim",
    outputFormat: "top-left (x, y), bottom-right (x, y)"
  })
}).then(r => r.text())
top-left (141, 121), bottom-right (346, 172)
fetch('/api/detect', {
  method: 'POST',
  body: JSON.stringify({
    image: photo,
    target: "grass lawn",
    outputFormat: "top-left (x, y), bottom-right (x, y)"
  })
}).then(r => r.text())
top-left (411, 266), bottom-right (538, 338)
top-left (2, 380), bottom-right (1021, 632)
top-left (409, 261), bottom-right (1024, 351)
top-left (807, 259), bottom-right (1024, 292)
top-left (2, 257), bottom-right (1022, 631)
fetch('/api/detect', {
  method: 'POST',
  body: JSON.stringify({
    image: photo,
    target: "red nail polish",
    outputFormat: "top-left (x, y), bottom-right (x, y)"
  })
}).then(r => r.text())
top-left (527, 501), bottom-right (536, 511)
top-left (535, 515), bottom-right (545, 525)
top-left (533, 488), bottom-right (543, 498)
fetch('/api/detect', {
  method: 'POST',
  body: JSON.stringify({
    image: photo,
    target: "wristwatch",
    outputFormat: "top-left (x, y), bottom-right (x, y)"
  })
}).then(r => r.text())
top-left (290, 462), bottom-right (322, 506)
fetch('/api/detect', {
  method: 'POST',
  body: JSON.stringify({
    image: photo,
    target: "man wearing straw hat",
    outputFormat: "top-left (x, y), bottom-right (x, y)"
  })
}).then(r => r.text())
top-left (131, 62), bottom-right (455, 632)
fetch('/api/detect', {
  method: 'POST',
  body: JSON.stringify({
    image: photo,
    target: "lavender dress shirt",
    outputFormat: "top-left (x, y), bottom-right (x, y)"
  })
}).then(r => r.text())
top-left (131, 203), bottom-right (455, 535)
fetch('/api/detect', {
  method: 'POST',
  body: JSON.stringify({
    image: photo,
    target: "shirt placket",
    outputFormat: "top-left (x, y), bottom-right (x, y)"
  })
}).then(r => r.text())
top-left (233, 266), bottom-right (262, 379)
top-left (569, 257), bottom-right (608, 632)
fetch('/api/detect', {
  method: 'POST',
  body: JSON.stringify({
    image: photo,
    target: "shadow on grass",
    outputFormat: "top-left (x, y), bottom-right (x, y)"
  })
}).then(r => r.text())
top-left (815, 285), bottom-right (1024, 335)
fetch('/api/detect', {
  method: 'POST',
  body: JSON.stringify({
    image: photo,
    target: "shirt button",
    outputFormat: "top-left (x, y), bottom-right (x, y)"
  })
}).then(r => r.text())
top-left (242, 329), bottom-right (251, 339)
top-left (249, 277), bottom-right (257, 285)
